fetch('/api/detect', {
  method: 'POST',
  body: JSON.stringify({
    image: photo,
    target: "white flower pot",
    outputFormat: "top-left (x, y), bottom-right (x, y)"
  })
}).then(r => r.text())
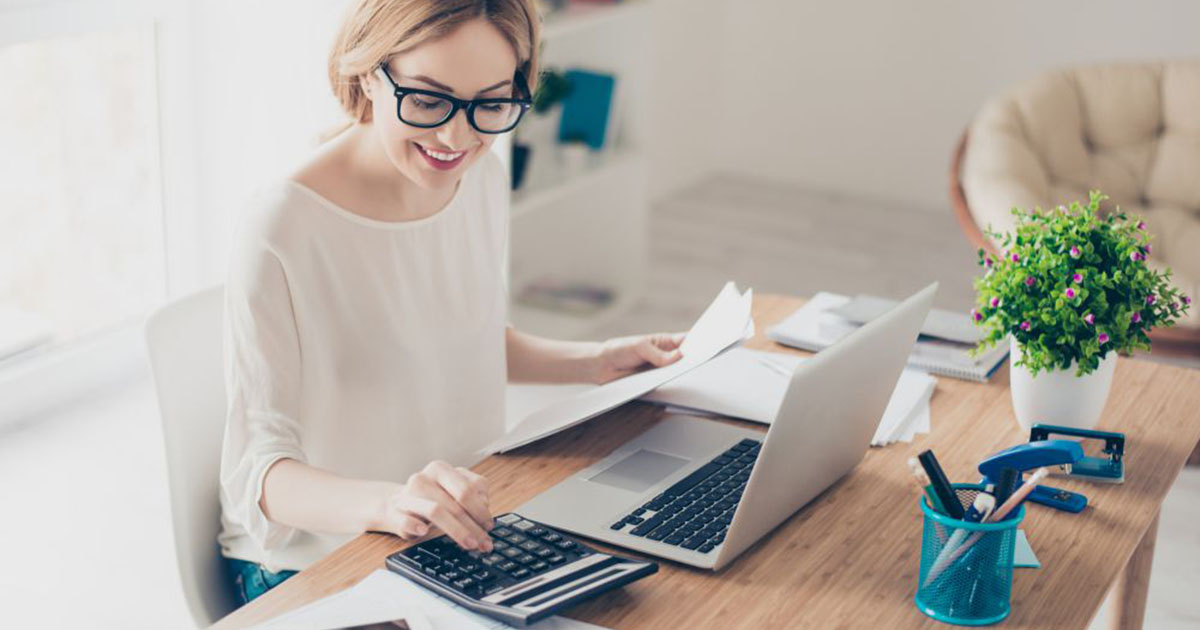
top-left (1009, 338), bottom-right (1117, 431)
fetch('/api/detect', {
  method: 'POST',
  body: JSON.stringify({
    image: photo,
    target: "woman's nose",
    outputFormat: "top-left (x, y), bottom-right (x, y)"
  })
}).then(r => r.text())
top-left (436, 108), bottom-right (475, 150)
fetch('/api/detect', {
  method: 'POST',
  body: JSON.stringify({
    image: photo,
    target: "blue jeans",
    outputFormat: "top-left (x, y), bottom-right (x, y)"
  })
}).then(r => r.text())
top-left (225, 557), bottom-right (298, 606)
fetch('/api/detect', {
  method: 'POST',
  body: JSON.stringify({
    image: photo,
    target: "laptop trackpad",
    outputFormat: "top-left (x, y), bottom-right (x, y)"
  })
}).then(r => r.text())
top-left (588, 449), bottom-right (690, 493)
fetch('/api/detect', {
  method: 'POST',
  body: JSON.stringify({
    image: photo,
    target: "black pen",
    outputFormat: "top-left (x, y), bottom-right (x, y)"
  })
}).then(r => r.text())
top-left (994, 467), bottom-right (1019, 506)
top-left (917, 449), bottom-right (965, 519)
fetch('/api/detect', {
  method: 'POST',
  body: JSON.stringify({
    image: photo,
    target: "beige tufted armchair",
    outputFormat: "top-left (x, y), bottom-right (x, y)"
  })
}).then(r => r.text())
top-left (951, 60), bottom-right (1200, 355)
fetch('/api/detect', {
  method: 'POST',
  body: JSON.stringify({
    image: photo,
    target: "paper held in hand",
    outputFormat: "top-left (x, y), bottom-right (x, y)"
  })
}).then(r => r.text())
top-left (485, 282), bottom-right (754, 454)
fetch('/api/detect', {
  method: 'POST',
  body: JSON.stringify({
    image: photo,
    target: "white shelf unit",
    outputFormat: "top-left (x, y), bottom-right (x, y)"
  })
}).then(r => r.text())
top-left (506, 1), bottom-right (652, 340)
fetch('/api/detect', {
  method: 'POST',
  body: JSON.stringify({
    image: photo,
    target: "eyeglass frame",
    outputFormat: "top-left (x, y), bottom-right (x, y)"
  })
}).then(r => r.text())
top-left (375, 63), bottom-right (533, 134)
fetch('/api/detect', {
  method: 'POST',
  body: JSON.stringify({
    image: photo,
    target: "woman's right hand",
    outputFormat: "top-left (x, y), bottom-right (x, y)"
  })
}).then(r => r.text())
top-left (376, 460), bottom-right (496, 552)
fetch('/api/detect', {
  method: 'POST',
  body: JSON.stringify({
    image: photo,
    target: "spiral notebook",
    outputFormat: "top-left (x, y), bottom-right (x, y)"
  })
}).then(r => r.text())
top-left (766, 292), bottom-right (1008, 382)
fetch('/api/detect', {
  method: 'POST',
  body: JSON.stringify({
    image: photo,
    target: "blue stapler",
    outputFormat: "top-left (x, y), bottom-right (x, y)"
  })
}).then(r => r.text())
top-left (978, 440), bottom-right (1089, 513)
top-left (1030, 424), bottom-right (1125, 483)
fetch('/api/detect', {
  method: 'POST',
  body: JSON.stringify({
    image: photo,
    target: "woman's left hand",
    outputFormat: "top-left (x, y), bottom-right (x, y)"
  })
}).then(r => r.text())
top-left (591, 332), bottom-right (687, 383)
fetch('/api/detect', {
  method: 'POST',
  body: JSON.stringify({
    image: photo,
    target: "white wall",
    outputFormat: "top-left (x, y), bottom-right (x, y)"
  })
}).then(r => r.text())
top-left (184, 0), bottom-right (349, 289)
top-left (717, 0), bottom-right (1200, 211)
top-left (645, 0), bottom-right (727, 200)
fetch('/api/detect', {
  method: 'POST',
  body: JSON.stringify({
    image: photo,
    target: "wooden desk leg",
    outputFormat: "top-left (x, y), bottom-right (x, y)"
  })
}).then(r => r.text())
top-left (1111, 510), bottom-right (1160, 630)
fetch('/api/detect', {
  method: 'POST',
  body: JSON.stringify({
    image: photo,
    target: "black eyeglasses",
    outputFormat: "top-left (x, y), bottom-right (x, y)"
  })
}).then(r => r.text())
top-left (376, 64), bottom-right (532, 134)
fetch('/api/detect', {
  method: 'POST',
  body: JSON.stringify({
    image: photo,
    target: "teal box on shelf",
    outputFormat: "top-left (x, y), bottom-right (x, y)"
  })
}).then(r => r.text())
top-left (557, 69), bottom-right (615, 150)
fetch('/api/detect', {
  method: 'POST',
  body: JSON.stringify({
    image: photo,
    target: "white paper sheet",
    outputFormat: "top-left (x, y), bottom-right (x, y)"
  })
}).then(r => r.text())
top-left (253, 569), bottom-right (611, 630)
top-left (487, 282), bottom-right (753, 453)
top-left (639, 347), bottom-right (937, 446)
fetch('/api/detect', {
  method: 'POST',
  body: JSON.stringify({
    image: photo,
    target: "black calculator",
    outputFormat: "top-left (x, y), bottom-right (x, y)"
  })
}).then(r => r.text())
top-left (385, 512), bottom-right (657, 626)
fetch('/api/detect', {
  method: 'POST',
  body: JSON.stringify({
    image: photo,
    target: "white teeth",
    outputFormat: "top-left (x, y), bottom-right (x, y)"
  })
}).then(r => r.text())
top-left (420, 146), bottom-right (464, 162)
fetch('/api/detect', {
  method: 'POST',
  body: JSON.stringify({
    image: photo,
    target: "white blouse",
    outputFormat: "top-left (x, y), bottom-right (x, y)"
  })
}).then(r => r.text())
top-left (218, 151), bottom-right (510, 572)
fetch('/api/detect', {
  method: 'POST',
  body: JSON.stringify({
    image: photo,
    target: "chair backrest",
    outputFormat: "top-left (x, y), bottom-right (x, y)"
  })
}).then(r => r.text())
top-left (144, 285), bottom-right (237, 627)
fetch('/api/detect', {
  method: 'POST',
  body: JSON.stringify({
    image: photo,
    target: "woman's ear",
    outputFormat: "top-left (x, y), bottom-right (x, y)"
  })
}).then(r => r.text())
top-left (360, 75), bottom-right (374, 103)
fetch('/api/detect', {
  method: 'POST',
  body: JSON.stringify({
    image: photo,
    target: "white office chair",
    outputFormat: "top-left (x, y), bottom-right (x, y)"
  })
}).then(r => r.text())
top-left (144, 285), bottom-right (238, 627)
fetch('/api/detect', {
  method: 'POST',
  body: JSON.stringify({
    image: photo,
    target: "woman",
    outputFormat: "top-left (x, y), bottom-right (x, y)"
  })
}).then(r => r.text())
top-left (218, 0), bottom-right (684, 605)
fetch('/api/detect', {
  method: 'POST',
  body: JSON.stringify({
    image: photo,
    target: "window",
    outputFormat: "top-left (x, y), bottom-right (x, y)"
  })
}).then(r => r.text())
top-left (0, 23), bottom-right (164, 361)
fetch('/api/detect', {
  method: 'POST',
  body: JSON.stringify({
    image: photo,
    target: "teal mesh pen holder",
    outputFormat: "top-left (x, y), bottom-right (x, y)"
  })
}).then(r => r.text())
top-left (915, 484), bottom-right (1025, 626)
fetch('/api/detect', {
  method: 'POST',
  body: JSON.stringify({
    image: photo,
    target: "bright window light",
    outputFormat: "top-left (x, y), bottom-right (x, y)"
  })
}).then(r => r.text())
top-left (0, 23), bottom-right (164, 361)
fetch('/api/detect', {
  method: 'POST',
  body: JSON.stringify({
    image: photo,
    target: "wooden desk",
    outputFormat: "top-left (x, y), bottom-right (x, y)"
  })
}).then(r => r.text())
top-left (213, 294), bottom-right (1200, 629)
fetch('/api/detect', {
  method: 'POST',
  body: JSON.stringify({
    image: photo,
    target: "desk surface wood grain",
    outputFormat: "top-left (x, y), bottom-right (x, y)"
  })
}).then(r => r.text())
top-left (212, 294), bottom-right (1200, 629)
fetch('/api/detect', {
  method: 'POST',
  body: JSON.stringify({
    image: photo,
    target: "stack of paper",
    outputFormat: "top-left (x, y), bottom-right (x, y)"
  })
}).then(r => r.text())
top-left (766, 292), bottom-right (1008, 383)
top-left (640, 348), bottom-right (937, 447)
top-left (252, 569), bottom-right (609, 630)
top-left (488, 282), bottom-right (754, 454)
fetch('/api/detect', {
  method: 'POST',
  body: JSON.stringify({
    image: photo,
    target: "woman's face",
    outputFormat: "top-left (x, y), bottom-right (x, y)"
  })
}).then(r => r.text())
top-left (365, 18), bottom-right (519, 190)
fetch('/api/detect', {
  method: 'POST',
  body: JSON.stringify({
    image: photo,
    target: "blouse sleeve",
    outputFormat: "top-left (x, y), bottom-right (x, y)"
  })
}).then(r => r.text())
top-left (219, 225), bottom-right (307, 554)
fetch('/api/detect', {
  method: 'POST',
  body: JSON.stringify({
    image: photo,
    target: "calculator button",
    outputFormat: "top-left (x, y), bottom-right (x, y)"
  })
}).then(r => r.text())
top-left (506, 534), bottom-right (528, 544)
top-left (459, 563), bottom-right (478, 573)
top-left (516, 554), bottom-right (536, 565)
top-left (481, 554), bottom-right (505, 565)
top-left (497, 560), bottom-right (518, 572)
top-left (546, 554), bottom-right (565, 565)
top-left (528, 527), bottom-right (547, 536)
top-left (438, 570), bottom-right (461, 582)
top-left (555, 539), bottom-right (577, 550)
top-left (500, 547), bottom-right (521, 558)
top-left (510, 567), bottom-right (531, 579)
top-left (491, 527), bottom-right (514, 538)
top-left (423, 566), bottom-right (439, 577)
top-left (530, 561), bottom-right (548, 572)
top-left (496, 514), bottom-right (522, 525)
top-left (484, 583), bottom-right (505, 595)
top-left (513, 520), bottom-right (537, 531)
top-left (518, 541), bottom-right (541, 552)
top-left (453, 577), bottom-right (475, 590)
top-left (541, 532), bottom-right (561, 543)
top-left (534, 548), bottom-right (554, 558)
top-left (472, 570), bottom-right (491, 581)
top-left (492, 540), bottom-right (510, 550)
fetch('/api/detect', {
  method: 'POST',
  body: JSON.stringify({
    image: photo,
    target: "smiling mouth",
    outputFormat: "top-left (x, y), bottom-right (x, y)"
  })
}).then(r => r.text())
top-left (414, 143), bottom-right (468, 170)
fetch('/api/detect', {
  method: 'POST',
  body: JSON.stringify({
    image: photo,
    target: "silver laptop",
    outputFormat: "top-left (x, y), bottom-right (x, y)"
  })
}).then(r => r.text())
top-left (518, 282), bottom-right (937, 570)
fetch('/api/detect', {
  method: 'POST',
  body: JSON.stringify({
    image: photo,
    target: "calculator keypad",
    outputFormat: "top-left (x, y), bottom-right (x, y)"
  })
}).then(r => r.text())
top-left (390, 514), bottom-right (596, 599)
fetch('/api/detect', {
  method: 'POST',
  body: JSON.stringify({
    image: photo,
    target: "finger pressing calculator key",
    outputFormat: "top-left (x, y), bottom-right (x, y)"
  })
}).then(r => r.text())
top-left (386, 512), bottom-right (657, 627)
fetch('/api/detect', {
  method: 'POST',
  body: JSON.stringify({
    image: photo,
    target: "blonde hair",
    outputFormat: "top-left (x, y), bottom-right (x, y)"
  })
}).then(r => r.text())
top-left (328, 0), bottom-right (541, 126)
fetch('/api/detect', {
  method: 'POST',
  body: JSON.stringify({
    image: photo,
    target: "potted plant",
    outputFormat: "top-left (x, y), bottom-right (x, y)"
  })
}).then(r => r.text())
top-left (517, 67), bottom-right (571, 147)
top-left (972, 191), bottom-right (1191, 430)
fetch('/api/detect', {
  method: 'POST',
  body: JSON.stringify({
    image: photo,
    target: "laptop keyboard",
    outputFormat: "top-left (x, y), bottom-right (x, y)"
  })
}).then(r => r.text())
top-left (609, 438), bottom-right (761, 554)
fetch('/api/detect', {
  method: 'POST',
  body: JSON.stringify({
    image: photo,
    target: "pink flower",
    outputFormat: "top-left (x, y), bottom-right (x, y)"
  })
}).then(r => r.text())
top-left (1146, 294), bottom-right (1156, 305)
top-left (1171, 302), bottom-right (1180, 311)
top-left (1098, 332), bottom-right (1110, 344)
top-left (1131, 311), bottom-right (1142, 324)
top-left (1144, 245), bottom-right (1152, 255)
top-left (1010, 252), bottom-right (1020, 263)
top-left (1185, 296), bottom-right (1193, 306)
top-left (1137, 221), bottom-right (1146, 230)
top-left (1084, 313), bottom-right (1095, 325)
top-left (971, 308), bottom-right (982, 323)
top-left (1065, 288), bottom-right (1077, 299)
top-left (989, 296), bottom-right (1001, 308)
top-left (1019, 321), bottom-right (1032, 331)
top-left (984, 256), bottom-right (993, 268)
top-left (1069, 246), bottom-right (1081, 258)
top-left (1025, 276), bottom-right (1036, 287)
top-left (1130, 251), bottom-right (1144, 262)
top-left (1072, 273), bottom-right (1083, 284)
